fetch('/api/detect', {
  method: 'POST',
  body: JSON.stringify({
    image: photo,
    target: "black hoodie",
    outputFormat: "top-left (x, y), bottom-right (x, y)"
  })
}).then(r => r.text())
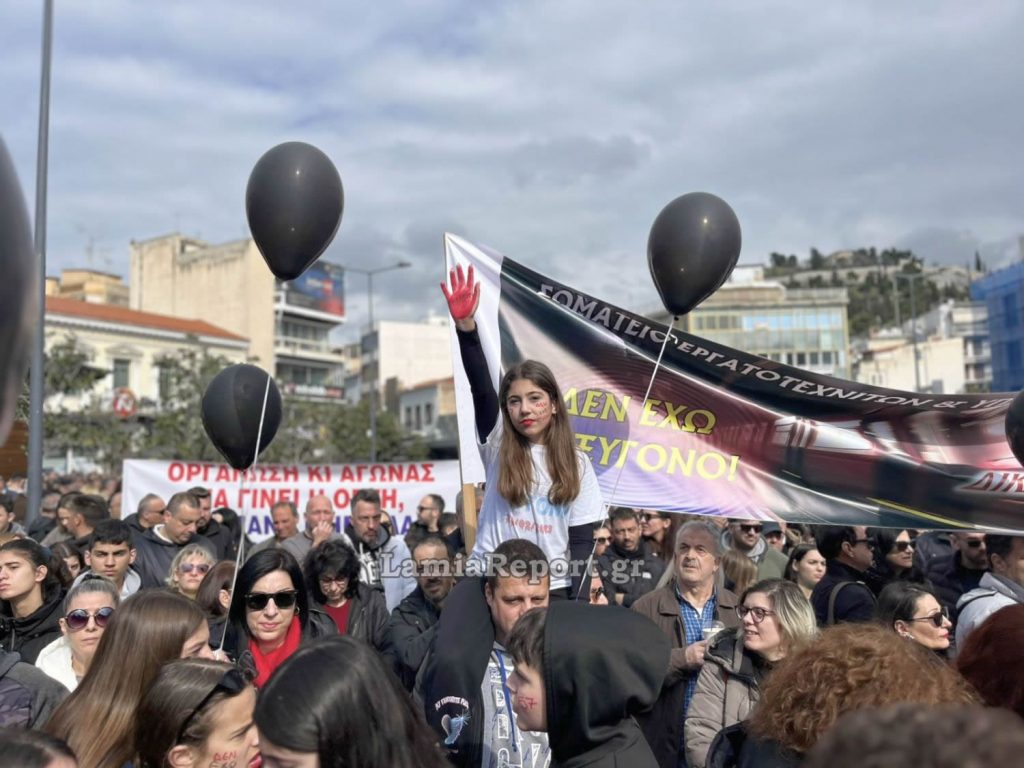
top-left (0, 593), bottom-right (64, 665)
top-left (544, 603), bottom-right (669, 768)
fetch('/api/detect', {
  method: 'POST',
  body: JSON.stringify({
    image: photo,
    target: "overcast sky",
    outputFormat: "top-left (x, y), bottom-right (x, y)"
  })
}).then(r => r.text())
top-left (2, 1), bottom-right (1022, 343)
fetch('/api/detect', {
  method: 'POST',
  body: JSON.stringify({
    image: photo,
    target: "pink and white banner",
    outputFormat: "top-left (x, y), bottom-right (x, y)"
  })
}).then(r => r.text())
top-left (121, 458), bottom-right (462, 542)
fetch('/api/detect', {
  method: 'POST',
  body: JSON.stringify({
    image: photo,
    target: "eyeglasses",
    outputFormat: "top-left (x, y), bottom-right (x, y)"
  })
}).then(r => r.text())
top-left (178, 562), bottom-right (211, 575)
top-left (893, 541), bottom-right (915, 553)
top-left (852, 538), bottom-right (876, 550)
top-left (65, 606), bottom-right (115, 632)
top-left (318, 575), bottom-right (348, 586)
top-left (175, 668), bottom-right (249, 743)
top-left (594, 536), bottom-right (610, 545)
top-left (764, 531), bottom-right (784, 539)
top-left (739, 524), bottom-right (763, 534)
top-left (964, 539), bottom-right (985, 549)
top-left (244, 589), bottom-right (298, 611)
top-left (736, 605), bottom-right (776, 623)
top-left (908, 606), bottom-right (950, 627)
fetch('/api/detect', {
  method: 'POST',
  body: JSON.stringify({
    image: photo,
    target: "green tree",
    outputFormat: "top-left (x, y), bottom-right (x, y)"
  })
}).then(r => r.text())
top-left (809, 248), bottom-right (826, 270)
top-left (143, 345), bottom-right (236, 461)
top-left (324, 400), bottom-right (427, 463)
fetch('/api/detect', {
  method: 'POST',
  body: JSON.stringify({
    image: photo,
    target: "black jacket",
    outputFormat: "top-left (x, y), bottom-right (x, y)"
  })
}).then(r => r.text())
top-left (224, 608), bottom-right (338, 675)
top-left (0, 650), bottom-right (69, 728)
top-left (199, 517), bottom-right (237, 561)
top-left (922, 552), bottom-right (987, 618)
top-left (385, 585), bottom-right (441, 690)
top-left (0, 593), bottom-right (64, 665)
top-left (810, 560), bottom-right (876, 626)
top-left (707, 724), bottom-right (802, 768)
top-left (598, 542), bottom-right (665, 608)
top-left (544, 602), bottom-right (669, 768)
top-left (420, 578), bottom-right (495, 768)
top-left (313, 582), bottom-right (390, 651)
top-left (132, 527), bottom-right (217, 589)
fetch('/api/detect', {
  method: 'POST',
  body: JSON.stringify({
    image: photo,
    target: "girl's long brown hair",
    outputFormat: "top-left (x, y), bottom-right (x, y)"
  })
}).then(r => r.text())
top-left (497, 361), bottom-right (580, 508)
top-left (46, 590), bottom-right (207, 768)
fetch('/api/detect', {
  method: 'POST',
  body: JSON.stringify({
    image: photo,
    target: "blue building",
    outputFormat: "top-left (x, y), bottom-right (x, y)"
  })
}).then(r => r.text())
top-left (971, 262), bottom-right (1024, 392)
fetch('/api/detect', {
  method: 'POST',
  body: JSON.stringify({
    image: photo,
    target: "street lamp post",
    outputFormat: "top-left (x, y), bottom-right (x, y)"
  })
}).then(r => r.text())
top-left (345, 261), bottom-right (411, 462)
top-left (893, 273), bottom-right (925, 392)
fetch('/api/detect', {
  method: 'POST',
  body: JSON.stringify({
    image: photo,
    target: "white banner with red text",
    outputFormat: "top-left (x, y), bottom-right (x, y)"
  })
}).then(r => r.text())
top-left (121, 459), bottom-right (462, 543)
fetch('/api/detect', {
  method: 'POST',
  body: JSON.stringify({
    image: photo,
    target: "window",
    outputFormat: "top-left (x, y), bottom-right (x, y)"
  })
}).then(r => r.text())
top-left (158, 366), bottom-right (173, 402)
top-left (415, 405), bottom-right (422, 431)
top-left (405, 406), bottom-right (413, 428)
top-left (425, 403), bottom-right (433, 425)
top-left (113, 359), bottom-right (130, 389)
top-left (796, 352), bottom-right (807, 366)
top-left (822, 351), bottom-right (833, 365)
top-left (785, 352), bottom-right (794, 365)
top-left (810, 351), bottom-right (819, 366)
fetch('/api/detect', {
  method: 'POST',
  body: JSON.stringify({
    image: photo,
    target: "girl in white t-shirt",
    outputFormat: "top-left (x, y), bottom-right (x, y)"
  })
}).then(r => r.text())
top-left (442, 265), bottom-right (604, 596)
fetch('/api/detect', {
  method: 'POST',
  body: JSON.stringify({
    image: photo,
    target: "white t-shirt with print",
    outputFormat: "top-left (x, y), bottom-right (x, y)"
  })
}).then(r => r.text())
top-left (470, 422), bottom-right (604, 590)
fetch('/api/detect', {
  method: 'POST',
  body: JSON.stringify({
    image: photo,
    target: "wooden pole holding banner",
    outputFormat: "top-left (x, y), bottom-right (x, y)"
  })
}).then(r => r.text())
top-left (461, 482), bottom-right (477, 553)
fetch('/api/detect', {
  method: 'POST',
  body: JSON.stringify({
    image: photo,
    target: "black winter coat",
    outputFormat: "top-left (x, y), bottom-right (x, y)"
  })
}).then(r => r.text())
top-left (384, 585), bottom-right (441, 690)
top-left (0, 593), bottom-right (64, 665)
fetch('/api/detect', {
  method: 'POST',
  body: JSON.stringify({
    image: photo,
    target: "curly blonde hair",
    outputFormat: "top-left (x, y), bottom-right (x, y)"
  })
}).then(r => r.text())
top-left (747, 623), bottom-right (977, 753)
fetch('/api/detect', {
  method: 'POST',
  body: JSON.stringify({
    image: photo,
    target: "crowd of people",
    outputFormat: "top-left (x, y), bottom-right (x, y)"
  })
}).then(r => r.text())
top-left (0, 268), bottom-right (1021, 767)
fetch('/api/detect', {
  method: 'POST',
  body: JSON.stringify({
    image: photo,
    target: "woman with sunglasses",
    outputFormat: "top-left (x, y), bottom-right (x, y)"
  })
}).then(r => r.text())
top-left (167, 543), bottom-right (216, 601)
top-left (135, 659), bottom-right (260, 768)
top-left (46, 590), bottom-right (215, 768)
top-left (0, 538), bottom-right (65, 664)
top-left (256, 635), bottom-right (447, 768)
top-left (35, 576), bottom-right (119, 691)
top-left (224, 548), bottom-right (336, 688)
top-left (877, 581), bottom-right (952, 656)
top-left (685, 578), bottom-right (817, 768)
top-left (866, 528), bottom-right (925, 595)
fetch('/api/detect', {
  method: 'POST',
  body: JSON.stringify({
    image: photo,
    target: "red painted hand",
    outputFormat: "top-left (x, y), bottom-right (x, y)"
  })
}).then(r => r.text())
top-left (440, 264), bottom-right (480, 322)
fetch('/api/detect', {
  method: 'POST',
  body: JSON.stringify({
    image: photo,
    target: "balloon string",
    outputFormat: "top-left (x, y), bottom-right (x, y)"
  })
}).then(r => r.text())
top-left (218, 373), bottom-right (273, 654)
top-left (604, 314), bottom-right (678, 513)
top-left (576, 315), bottom-right (678, 601)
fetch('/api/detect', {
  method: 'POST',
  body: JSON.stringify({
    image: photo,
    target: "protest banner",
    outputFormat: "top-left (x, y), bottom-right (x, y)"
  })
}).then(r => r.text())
top-left (445, 233), bottom-right (1024, 531)
top-left (122, 458), bottom-right (462, 542)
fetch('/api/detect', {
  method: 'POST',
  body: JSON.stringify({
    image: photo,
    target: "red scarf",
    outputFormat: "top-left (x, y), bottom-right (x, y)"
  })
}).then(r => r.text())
top-left (249, 616), bottom-right (302, 688)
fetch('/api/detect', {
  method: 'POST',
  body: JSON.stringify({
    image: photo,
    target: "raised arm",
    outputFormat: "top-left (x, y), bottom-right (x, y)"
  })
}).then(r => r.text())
top-left (442, 264), bottom-right (498, 442)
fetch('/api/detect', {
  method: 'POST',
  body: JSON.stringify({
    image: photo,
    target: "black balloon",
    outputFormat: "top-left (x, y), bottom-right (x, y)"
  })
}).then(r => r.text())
top-left (1005, 390), bottom-right (1024, 468)
top-left (246, 141), bottom-right (344, 281)
top-left (647, 192), bottom-right (742, 317)
top-left (0, 137), bottom-right (38, 445)
top-left (201, 364), bottom-right (283, 470)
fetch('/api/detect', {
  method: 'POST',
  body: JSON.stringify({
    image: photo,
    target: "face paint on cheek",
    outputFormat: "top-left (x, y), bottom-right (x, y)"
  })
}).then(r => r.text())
top-left (517, 695), bottom-right (538, 711)
top-left (210, 751), bottom-right (238, 768)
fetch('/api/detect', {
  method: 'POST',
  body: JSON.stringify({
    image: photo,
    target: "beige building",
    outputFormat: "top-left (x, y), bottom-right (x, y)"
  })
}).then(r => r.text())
top-left (650, 266), bottom-right (852, 378)
top-left (46, 268), bottom-right (130, 306)
top-left (345, 318), bottom-right (454, 408)
top-left (45, 296), bottom-right (249, 412)
top-left (853, 335), bottom-right (966, 394)
top-left (129, 234), bottom-right (347, 401)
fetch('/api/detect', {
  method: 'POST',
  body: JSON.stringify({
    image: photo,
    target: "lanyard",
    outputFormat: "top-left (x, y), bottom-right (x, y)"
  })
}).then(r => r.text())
top-left (494, 648), bottom-right (519, 754)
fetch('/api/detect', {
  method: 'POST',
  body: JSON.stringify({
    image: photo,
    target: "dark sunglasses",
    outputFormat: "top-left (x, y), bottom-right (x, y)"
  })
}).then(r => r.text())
top-left (908, 606), bottom-right (950, 628)
top-left (416, 505), bottom-right (437, 512)
top-left (594, 536), bottom-right (610, 544)
top-left (64, 606), bottom-right (115, 632)
top-left (244, 589), bottom-right (298, 612)
top-left (964, 539), bottom-right (985, 549)
top-left (892, 541), bottom-right (915, 553)
top-left (178, 562), bottom-right (211, 575)
top-left (740, 524), bottom-right (763, 533)
top-left (176, 668), bottom-right (249, 742)
top-left (852, 538), bottom-right (876, 550)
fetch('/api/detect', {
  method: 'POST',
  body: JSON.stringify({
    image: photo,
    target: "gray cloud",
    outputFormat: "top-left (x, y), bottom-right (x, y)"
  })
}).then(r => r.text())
top-left (1, 0), bottom-right (1022, 331)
